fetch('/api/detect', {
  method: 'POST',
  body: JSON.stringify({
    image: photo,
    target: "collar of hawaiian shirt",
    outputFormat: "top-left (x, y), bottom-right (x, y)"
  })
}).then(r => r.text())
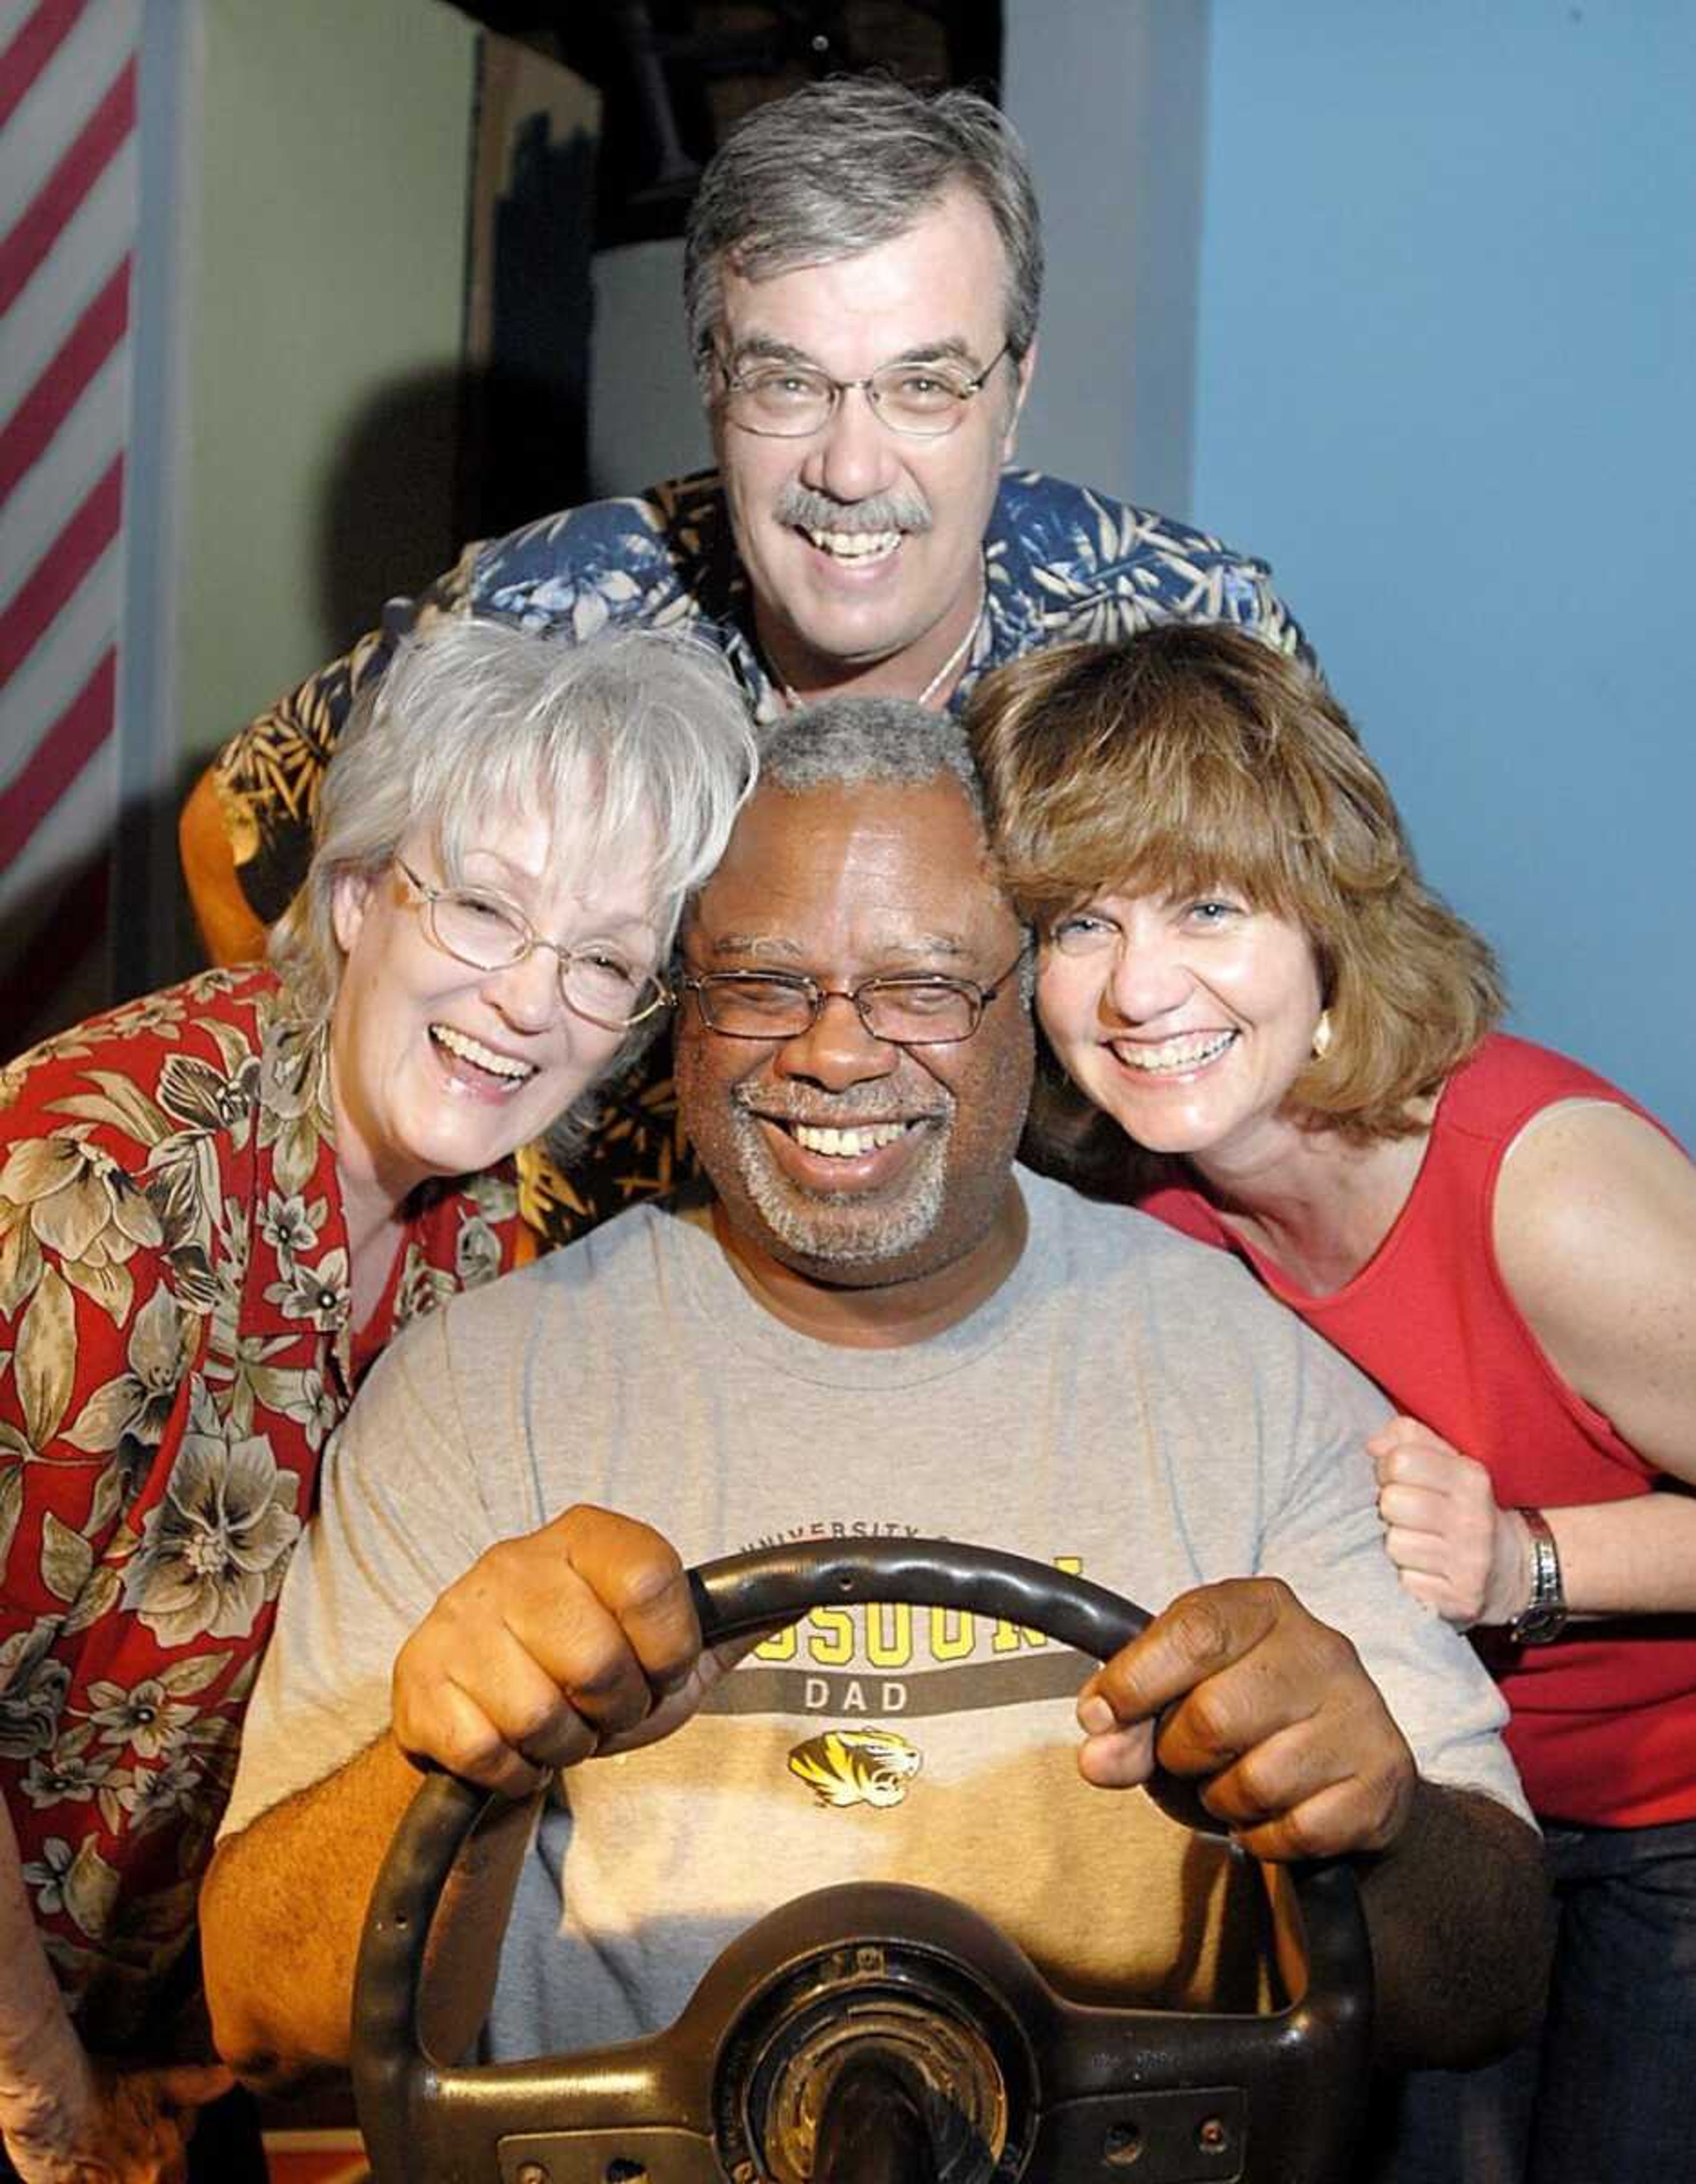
top-left (718, 561), bottom-right (1000, 724)
top-left (250, 998), bottom-right (360, 1393)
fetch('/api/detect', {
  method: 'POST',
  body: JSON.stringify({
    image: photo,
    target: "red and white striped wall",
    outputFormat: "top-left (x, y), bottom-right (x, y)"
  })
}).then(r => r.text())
top-left (1, 0), bottom-right (139, 1053)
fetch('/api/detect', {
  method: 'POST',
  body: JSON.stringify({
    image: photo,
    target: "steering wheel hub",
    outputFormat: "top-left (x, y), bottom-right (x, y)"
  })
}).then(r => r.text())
top-left (730, 1933), bottom-right (1030, 2184)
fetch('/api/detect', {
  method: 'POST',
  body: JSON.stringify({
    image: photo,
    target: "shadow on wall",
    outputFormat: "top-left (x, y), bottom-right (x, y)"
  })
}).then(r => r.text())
top-left (312, 355), bottom-right (592, 658)
top-left (314, 118), bottom-right (597, 652)
top-left (315, 366), bottom-right (466, 656)
top-left (0, 849), bottom-right (114, 1058)
top-left (478, 112), bottom-right (596, 542)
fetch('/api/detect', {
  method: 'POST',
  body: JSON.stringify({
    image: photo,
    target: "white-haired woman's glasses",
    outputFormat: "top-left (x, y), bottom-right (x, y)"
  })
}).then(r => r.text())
top-left (395, 857), bottom-right (670, 1029)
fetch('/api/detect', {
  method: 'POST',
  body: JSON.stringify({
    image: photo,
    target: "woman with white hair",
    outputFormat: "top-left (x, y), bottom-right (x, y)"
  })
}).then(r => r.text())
top-left (0, 619), bottom-right (755, 2182)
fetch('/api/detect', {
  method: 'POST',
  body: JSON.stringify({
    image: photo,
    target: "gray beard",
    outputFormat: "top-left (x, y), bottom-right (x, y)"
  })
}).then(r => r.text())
top-left (730, 1110), bottom-right (951, 1270)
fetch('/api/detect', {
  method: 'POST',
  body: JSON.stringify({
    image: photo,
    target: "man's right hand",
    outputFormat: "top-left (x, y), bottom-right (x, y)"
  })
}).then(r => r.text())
top-left (390, 1504), bottom-right (735, 1798)
top-left (0, 2058), bottom-right (232, 2184)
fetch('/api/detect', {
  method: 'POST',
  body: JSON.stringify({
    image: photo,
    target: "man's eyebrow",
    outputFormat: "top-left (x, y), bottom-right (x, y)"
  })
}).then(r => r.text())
top-left (875, 936), bottom-right (975, 966)
top-left (698, 933), bottom-right (976, 967)
top-left (884, 337), bottom-right (979, 367)
top-left (724, 335), bottom-right (980, 371)
top-left (700, 932), bottom-right (806, 964)
top-left (723, 337), bottom-right (818, 370)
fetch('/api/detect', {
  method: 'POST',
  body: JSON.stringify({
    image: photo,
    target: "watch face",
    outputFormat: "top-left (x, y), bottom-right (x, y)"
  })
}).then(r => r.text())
top-left (1510, 1603), bottom-right (1568, 1646)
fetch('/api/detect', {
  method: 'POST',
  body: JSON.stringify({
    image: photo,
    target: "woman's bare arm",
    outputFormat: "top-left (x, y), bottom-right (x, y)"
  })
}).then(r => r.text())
top-left (1376, 1099), bottom-right (1696, 1624)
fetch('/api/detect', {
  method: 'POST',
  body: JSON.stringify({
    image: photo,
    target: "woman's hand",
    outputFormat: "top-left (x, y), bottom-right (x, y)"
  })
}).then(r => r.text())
top-left (0, 2056), bottom-right (232, 2184)
top-left (1369, 1415), bottom-right (1528, 1627)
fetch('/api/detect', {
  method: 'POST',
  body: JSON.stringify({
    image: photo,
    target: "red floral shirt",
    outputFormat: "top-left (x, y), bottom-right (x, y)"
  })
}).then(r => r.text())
top-left (0, 966), bottom-right (521, 2045)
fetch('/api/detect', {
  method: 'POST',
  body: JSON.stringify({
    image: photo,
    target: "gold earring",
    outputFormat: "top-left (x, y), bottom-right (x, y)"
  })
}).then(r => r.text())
top-left (1311, 1009), bottom-right (1333, 1061)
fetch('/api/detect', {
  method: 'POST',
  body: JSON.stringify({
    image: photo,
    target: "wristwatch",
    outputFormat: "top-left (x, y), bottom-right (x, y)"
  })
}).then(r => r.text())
top-left (1507, 1507), bottom-right (1567, 1645)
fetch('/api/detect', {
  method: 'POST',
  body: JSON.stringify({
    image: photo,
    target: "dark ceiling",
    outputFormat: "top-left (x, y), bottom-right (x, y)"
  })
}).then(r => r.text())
top-left (449, 0), bottom-right (1005, 246)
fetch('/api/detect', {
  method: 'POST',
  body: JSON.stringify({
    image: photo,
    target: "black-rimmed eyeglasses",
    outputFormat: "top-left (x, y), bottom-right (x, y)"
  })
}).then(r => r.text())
top-left (715, 344), bottom-right (1011, 441)
top-left (394, 858), bottom-right (669, 1030)
top-left (678, 948), bottom-right (1028, 1046)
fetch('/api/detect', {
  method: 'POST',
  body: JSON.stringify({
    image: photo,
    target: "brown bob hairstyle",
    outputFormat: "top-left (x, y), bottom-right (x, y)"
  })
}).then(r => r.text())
top-left (967, 624), bottom-right (1504, 1146)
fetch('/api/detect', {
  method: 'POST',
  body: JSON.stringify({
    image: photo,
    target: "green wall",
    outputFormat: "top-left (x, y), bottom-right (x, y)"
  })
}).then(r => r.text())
top-left (177, 0), bottom-right (477, 767)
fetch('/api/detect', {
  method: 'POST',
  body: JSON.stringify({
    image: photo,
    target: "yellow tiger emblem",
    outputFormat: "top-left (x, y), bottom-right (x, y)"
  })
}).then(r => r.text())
top-left (787, 1727), bottom-right (923, 1809)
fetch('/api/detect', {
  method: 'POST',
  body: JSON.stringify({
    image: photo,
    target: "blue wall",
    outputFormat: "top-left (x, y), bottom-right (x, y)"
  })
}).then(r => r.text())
top-left (1006, 0), bottom-right (1208, 517)
top-left (1188, 1), bottom-right (1696, 1140)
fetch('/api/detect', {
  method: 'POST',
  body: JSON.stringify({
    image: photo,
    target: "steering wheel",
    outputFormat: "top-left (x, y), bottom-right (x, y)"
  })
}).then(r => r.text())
top-left (351, 1540), bottom-right (1373, 2184)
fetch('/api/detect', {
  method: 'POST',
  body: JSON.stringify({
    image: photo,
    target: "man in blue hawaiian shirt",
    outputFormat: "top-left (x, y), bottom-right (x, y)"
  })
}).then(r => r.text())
top-left (180, 75), bottom-right (1308, 1249)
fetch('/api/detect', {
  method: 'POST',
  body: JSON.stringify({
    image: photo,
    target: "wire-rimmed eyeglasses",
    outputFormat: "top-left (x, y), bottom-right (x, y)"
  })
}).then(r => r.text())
top-left (395, 858), bottom-right (670, 1030)
top-left (678, 947), bottom-right (1028, 1046)
top-left (714, 344), bottom-right (1011, 440)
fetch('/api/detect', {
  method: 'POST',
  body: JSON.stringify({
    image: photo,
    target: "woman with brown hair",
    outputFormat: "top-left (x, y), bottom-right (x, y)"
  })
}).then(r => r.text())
top-left (969, 623), bottom-right (1696, 2184)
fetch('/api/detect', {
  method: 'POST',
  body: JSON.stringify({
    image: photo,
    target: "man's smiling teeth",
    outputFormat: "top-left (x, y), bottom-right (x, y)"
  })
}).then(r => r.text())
top-left (1113, 1031), bottom-right (1237, 1075)
top-left (802, 526), bottom-right (901, 562)
top-left (432, 1024), bottom-right (535, 1082)
top-left (788, 1120), bottom-right (911, 1157)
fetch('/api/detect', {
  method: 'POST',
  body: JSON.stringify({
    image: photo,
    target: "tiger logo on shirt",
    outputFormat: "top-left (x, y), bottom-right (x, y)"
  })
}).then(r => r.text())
top-left (787, 1727), bottom-right (923, 1809)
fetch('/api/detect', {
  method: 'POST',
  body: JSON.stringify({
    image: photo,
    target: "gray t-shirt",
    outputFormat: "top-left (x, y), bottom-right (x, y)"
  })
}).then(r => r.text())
top-left (227, 1171), bottom-right (1526, 2056)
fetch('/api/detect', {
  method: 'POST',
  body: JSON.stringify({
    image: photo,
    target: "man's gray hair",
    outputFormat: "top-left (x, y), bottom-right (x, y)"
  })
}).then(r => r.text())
top-left (755, 697), bottom-right (1034, 1003)
top-left (758, 695), bottom-right (986, 822)
top-left (270, 620), bottom-right (757, 1148)
top-left (683, 76), bottom-right (1042, 378)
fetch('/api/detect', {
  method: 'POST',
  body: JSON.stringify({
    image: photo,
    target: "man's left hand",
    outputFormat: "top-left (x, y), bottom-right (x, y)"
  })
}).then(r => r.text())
top-left (1075, 1576), bottom-right (1415, 1861)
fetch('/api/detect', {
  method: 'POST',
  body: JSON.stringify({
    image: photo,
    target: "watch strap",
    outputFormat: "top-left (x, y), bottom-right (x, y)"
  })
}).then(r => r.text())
top-left (1507, 1505), bottom-right (1567, 1645)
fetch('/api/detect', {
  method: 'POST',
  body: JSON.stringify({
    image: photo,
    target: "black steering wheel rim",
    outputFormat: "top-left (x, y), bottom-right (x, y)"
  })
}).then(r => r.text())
top-left (686, 1536), bottom-right (1152, 1657)
top-left (352, 1538), bottom-right (1372, 2184)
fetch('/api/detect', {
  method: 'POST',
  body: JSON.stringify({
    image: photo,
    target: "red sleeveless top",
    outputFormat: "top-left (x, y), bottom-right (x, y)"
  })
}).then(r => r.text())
top-left (1142, 1034), bottom-right (1696, 1827)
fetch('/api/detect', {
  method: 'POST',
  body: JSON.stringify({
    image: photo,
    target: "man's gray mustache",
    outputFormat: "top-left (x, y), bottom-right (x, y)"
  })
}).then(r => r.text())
top-left (734, 1088), bottom-right (950, 1127)
top-left (775, 486), bottom-right (931, 535)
